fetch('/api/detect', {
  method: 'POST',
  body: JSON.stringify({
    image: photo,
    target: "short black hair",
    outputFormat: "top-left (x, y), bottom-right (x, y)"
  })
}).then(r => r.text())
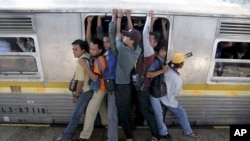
top-left (150, 31), bottom-right (161, 43)
top-left (91, 38), bottom-right (105, 55)
top-left (72, 39), bottom-right (89, 53)
top-left (154, 39), bottom-right (168, 53)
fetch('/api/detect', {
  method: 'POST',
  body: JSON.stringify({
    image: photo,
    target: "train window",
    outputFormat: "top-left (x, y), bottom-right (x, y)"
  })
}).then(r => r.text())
top-left (209, 41), bottom-right (250, 83)
top-left (0, 37), bottom-right (36, 52)
top-left (0, 36), bottom-right (43, 80)
top-left (84, 15), bottom-right (170, 47)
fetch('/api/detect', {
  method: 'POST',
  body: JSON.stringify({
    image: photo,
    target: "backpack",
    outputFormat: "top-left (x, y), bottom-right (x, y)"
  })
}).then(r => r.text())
top-left (149, 57), bottom-right (167, 98)
top-left (131, 51), bottom-right (146, 92)
top-left (88, 57), bottom-right (103, 91)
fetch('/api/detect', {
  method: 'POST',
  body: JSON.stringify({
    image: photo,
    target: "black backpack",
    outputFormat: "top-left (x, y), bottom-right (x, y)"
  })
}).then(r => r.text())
top-left (150, 57), bottom-right (167, 98)
top-left (131, 48), bottom-right (146, 92)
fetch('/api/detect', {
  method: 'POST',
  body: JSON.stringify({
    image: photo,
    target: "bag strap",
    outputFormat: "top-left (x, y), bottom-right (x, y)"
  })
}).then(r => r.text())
top-left (82, 57), bottom-right (89, 61)
top-left (94, 57), bottom-right (103, 78)
top-left (163, 54), bottom-right (167, 65)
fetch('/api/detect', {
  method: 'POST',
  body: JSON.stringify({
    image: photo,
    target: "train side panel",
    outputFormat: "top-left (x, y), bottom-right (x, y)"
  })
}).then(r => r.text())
top-left (170, 16), bottom-right (218, 83)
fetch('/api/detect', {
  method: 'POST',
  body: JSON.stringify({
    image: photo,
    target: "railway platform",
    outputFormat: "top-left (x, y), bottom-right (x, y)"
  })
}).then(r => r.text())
top-left (0, 124), bottom-right (230, 141)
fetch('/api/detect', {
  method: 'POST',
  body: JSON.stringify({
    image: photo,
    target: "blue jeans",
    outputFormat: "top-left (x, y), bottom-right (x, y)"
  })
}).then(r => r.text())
top-left (107, 91), bottom-right (118, 141)
top-left (165, 104), bottom-right (193, 135)
top-left (149, 95), bottom-right (169, 136)
top-left (61, 90), bottom-right (93, 140)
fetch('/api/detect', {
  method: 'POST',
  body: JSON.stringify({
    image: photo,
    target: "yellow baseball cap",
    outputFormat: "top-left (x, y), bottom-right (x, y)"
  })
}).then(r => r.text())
top-left (172, 53), bottom-right (185, 64)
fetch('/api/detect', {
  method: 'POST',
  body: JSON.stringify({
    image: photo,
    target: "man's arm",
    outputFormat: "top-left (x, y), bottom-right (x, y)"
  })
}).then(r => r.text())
top-left (143, 10), bottom-right (155, 57)
top-left (146, 66), bottom-right (167, 78)
top-left (125, 9), bottom-right (133, 30)
top-left (96, 15), bottom-right (105, 40)
top-left (109, 9), bottom-right (118, 54)
top-left (86, 16), bottom-right (94, 45)
top-left (78, 58), bottom-right (99, 82)
top-left (116, 9), bottom-right (123, 41)
top-left (162, 18), bottom-right (168, 41)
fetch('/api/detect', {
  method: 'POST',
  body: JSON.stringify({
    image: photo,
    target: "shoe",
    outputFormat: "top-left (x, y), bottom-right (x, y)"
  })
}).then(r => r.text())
top-left (78, 138), bottom-right (89, 141)
top-left (55, 136), bottom-right (72, 141)
top-left (161, 133), bottom-right (172, 139)
top-left (151, 136), bottom-right (161, 141)
top-left (55, 136), bottom-right (62, 141)
top-left (186, 132), bottom-right (199, 138)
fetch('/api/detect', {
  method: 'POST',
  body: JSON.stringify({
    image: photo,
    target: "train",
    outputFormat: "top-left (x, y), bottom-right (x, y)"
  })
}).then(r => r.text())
top-left (0, 0), bottom-right (250, 126)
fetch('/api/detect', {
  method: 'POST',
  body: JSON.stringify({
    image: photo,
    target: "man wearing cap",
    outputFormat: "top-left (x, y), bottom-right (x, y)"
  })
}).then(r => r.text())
top-left (114, 9), bottom-right (141, 141)
top-left (160, 53), bottom-right (199, 138)
top-left (132, 10), bottom-right (163, 141)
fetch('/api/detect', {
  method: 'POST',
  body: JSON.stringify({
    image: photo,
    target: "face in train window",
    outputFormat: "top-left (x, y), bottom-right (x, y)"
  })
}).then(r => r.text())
top-left (0, 37), bottom-right (36, 52)
top-left (215, 42), bottom-right (250, 59)
top-left (214, 41), bottom-right (250, 77)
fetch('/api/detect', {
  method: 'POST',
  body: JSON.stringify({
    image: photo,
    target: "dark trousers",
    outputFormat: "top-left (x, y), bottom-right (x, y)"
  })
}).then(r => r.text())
top-left (115, 84), bottom-right (134, 139)
top-left (116, 84), bottom-right (160, 139)
top-left (135, 88), bottom-right (161, 139)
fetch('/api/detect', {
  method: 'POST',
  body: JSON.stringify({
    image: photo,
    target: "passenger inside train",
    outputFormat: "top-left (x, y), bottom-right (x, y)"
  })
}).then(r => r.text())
top-left (0, 37), bottom-right (38, 75)
top-left (214, 41), bottom-right (250, 77)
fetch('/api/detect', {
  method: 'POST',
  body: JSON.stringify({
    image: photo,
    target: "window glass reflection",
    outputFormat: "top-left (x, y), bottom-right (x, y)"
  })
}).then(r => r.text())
top-left (214, 62), bottom-right (250, 77)
top-left (0, 55), bottom-right (38, 75)
top-left (214, 41), bottom-right (250, 77)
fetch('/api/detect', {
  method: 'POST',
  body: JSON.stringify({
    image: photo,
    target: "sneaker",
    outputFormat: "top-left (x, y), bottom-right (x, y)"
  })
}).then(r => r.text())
top-left (55, 137), bottom-right (62, 141)
top-left (55, 136), bottom-right (72, 141)
top-left (151, 136), bottom-right (161, 141)
top-left (78, 138), bottom-right (89, 141)
top-left (161, 134), bottom-right (172, 139)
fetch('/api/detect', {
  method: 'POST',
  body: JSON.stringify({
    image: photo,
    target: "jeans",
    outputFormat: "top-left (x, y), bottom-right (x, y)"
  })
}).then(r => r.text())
top-left (115, 84), bottom-right (133, 139)
top-left (107, 91), bottom-right (118, 141)
top-left (165, 104), bottom-right (193, 135)
top-left (61, 90), bottom-right (93, 140)
top-left (149, 95), bottom-right (169, 136)
top-left (135, 88), bottom-right (161, 139)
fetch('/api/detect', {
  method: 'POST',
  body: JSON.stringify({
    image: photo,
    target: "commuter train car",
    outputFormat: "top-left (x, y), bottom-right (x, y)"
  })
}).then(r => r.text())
top-left (0, 0), bottom-right (250, 126)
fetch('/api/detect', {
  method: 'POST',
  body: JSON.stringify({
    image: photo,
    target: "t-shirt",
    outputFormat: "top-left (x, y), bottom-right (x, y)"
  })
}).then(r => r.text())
top-left (160, 67), bottom-right (183, 108)
top-left (115, 40), bottom-right (141, 84)
top-left (75, 53), bottom-right (91, 92)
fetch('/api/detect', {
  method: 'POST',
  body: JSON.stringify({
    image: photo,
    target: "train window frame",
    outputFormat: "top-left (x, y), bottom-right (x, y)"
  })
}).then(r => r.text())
top-left (207, 39), bottom-right (250, 84)
top-left (0, 35), bottom-right (43, 81)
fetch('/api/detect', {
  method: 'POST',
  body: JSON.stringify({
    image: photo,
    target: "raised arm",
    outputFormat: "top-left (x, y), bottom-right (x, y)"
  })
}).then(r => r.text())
top-left (116, 9), bottom-right (123, 41)
top-left (150, 17), bottom-right (157, 32)
top-left (161, 18), bottom-right (168, 41)
top-left (143, 10), bottom-right (155, 57)
top-left (125, 9), bottom-right (133, 30)
top-left (86, 16), bottom-right (94, 45)
top-left (96, 15), bottom-right (105, 40)
top-left (109, 9), bottom-right (118, 54)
